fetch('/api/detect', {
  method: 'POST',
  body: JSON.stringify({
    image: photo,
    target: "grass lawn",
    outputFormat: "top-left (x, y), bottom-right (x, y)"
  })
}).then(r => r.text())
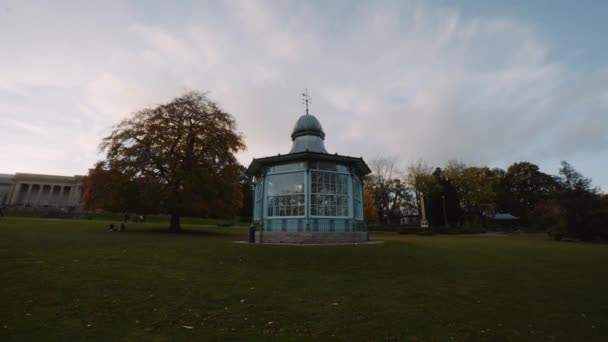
top-left (1, 218), bottom-right (607, 341)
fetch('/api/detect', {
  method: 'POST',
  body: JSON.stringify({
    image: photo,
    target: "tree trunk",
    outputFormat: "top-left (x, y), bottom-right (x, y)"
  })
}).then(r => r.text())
top-left (169, 212), bottom-right (181, 232)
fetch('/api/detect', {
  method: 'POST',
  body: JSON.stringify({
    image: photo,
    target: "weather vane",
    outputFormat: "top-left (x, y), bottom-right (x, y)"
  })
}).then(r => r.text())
top-left (302, 88), bottom-right (311, 115)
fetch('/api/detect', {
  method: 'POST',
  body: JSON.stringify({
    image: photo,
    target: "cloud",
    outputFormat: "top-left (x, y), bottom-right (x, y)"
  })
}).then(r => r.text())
top-left (0, 0), bottom-right (606, 188)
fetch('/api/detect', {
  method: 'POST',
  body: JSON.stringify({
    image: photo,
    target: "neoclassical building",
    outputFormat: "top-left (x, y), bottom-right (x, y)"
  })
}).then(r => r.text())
top-left (246, 108), bottom-right (371, 243)
top-left (0, 173), bottom-right (83, 209)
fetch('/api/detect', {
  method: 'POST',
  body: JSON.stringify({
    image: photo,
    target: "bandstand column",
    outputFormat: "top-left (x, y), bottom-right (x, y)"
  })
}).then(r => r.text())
top-left (305, 167), bottom-right (311, 231)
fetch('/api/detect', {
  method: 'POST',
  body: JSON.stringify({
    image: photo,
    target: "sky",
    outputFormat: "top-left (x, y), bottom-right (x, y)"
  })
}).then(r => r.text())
top-left (1, 0), bottom-right (607, 191)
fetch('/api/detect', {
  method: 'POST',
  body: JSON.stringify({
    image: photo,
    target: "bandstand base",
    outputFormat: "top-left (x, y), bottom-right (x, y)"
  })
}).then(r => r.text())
top-left (255, 231), bottom-right (368, 244)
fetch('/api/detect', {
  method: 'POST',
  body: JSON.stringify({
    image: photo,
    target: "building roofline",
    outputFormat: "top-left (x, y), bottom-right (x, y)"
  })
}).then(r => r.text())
top-left (13, 173), bottom-right (84, 181)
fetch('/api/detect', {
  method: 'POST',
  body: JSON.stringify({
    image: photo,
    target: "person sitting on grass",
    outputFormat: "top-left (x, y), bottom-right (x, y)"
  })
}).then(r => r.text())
top-left (108, 223), bottom-right (116, 232)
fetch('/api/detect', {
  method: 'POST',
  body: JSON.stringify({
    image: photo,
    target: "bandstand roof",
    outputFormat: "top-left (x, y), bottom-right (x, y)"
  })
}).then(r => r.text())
top-left (246, 151), bottom-right (371, 177)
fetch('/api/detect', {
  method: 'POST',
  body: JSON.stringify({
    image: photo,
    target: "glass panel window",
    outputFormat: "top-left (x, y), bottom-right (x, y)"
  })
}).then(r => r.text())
top-left (266, 172), bottom-right (305, 217)
top-left (311, 171), bottom-right (350, 217)
top-left (267, 162), bottom-right (307, 174)
top-left (310, 161), bottom-right (349, 173)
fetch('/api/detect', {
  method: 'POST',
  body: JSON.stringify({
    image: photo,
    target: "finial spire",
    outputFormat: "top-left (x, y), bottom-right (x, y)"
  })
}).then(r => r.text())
top-left (302, 88), bottom-right (311, 115)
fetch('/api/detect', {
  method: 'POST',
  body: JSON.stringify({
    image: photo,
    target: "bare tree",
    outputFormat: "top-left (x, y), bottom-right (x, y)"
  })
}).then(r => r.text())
top-left (368, 156), bottom-right (406, 224)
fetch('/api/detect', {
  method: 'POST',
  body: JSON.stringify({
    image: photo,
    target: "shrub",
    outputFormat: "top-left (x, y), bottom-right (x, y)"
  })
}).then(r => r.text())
top-left (547, 221), bottom-right (568, 241)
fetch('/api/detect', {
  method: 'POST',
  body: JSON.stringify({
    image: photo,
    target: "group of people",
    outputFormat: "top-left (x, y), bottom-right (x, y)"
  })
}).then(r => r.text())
top-left (107, 212), bottom-right (147, 232)
top-left (123, 213), bottom-right (146, 224)
top-left (107, 223), bottom-right (126, 232)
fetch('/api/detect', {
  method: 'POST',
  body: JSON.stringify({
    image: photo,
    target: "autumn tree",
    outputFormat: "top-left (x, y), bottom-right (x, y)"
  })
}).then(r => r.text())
top-left (90, 91), bottom-right (245, 231)
top-left (445, 161), bottom-right (498, 226)
top-left (363, 189), bottom-right (379, 224)
top-left (426, 167), bottom-right (462, 227)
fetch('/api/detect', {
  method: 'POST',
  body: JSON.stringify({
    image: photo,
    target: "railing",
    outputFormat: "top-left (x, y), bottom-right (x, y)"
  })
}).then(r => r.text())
top-left (256, 218), bottom-right (367, 232)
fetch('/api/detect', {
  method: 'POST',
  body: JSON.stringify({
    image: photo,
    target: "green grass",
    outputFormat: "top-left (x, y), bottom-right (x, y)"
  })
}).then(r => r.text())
top-left (1, 218), bottom-right (607, 341)
top-left (1, 209), bottom-right (250, 226)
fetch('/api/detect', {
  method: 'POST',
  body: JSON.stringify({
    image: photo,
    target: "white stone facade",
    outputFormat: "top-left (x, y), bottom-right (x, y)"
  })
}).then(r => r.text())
top-left (0, 173), bottom-right (83, 209)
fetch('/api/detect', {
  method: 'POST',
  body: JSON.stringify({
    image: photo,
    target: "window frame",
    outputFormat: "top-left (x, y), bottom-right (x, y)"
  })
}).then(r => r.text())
top-left (264, 168), bottom-right (307, 219)
top-left (309, 167), bottom-right (353, 219)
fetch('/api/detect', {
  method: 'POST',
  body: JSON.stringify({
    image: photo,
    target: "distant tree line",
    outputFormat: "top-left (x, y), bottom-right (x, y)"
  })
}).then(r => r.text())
top-left (365, 157), bottom-right (608, 241)
top-left (80, 91), bottom-right (606, 239)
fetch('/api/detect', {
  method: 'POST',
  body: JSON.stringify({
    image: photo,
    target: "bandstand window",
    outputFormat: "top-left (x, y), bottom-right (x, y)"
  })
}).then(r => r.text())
top-left (311, 161), bottom-right (349, 172)
top-left (310, 171), bottom-right (350, 217)
top-left (267, 162), bottom-right (307, 173)
top-left (266, 172), bottom-right (305, 217)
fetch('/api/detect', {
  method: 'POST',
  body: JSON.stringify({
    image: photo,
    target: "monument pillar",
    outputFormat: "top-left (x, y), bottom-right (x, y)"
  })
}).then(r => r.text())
top-left (420, 192), bottom-right (429, 228)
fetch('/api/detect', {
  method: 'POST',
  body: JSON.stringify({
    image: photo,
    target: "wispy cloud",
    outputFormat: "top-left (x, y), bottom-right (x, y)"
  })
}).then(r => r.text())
top-left (0, 0), bottom-right (606, 188)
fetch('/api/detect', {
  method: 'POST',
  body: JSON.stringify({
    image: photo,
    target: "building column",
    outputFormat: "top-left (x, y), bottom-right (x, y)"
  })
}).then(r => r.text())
top-left (7, 183), bottom-right (16, 205)
top-left (9, 183), bottom-right (21, 205)
top-left (24, 184), bottom-right (34, 206)
top-left (58, 186), bottom-right (64, 207)
top-left (74, 186), bottom-right (82, 207)
top-left (34, 184), bottom-right (44, 207)
top-left (61, 186), bottom-right (68, 207)
top-left (46, 185), bottom-right (55, 207)
top-left (66, 186), bottom-right (73, 206)
top-left (67, 186), bottom-right (78, 207)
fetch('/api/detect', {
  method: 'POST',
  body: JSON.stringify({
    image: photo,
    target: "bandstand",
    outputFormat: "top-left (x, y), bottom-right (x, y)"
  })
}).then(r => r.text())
top-left (246, 99), bottom-right (371, 243)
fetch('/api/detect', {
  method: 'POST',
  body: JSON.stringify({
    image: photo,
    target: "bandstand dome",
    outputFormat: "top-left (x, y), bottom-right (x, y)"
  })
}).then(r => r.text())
top-left (246, 110), bottom-right (371, 244)
top-left (289, 114), bottom-right (327, 154)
